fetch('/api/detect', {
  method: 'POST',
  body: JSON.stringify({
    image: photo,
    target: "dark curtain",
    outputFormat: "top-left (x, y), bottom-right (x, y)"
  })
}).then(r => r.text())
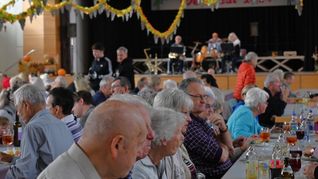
top-left (79, 0), bottom-right (318, 72)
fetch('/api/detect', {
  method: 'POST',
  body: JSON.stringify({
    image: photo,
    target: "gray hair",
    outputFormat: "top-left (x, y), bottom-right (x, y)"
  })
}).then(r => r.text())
top-left (99, 75), bottom-right (114, 88)
top-left (13, 84), bottom-right (46, 106)
top-left (182, 71), bottom-right (197, 80)
top-left (151, 107), bottom-right (185, 146)
top-left (153, 88), bottom-right (193, 112)
top-left (53, 76), bottom-right (68, 88)
top-left (9, 76), bottom-right (25, 92)
top-left (109, 94), bottom-right (152, 112)
top-left (204, 86), bottom-right (216, 99)
top-left (244, 52), bottom-right (258, 62)
top-left (264, 73), bottom-right (280, 88)
top-left (244, 87), bottom-right (269, 108)
top-left (163, 79), bottom-right (177, 89)
top-left (137, 87), bottom-right (157, 106)
top-left (179, 78), bottom-right (202, 93)
top-left (272, 69), bottom-right (284, 82)
top-left (29, 77), bottom-right (45, 91)
top-left (117, 46), bottom-right (128, 54)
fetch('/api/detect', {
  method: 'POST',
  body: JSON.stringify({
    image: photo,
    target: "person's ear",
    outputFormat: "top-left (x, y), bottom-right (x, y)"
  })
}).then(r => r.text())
top-left (79, 98), bottom-right (84, 105)
top-left (110, 135), bottom-right (124, 159)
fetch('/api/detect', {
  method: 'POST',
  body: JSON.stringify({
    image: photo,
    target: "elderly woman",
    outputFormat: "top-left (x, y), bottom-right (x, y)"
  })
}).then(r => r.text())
top-left (227, 87), bottom-right (269, 139)
top-left (153, 88), bottom-right (195, 179)
top-left (132, 107), bottom-right (185, 179)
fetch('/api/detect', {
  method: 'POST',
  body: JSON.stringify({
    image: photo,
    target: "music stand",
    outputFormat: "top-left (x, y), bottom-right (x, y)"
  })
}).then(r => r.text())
top-left (170, 46), bottom-right (184, 54)
top-left (220, 43), bottom-right (234, 55)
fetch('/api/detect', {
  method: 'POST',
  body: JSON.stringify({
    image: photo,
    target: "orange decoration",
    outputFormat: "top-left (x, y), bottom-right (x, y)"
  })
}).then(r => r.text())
top-left (57, 68), bottom-right (66, 76)
top-left (22, 55), bottom-right (31, 63)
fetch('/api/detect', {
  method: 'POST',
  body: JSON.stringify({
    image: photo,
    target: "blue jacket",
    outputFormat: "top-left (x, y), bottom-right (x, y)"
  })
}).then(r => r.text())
top-left (227, 105), bottom-right (262, 139)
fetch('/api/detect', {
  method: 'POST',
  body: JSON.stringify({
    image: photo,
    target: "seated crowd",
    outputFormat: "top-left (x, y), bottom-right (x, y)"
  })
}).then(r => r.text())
top-left (0, 64), bottom-right (317, 179)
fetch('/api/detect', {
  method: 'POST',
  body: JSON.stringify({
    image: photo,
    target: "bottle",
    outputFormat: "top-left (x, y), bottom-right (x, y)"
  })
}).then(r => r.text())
top-left (290, 111), bottom-right (298, 132)
top-left (280, 158), bottom-right (294, 179)
top-left (306, 110), bottom-right (314, 133)
top-left (13, 113), bottom-right (22, 147)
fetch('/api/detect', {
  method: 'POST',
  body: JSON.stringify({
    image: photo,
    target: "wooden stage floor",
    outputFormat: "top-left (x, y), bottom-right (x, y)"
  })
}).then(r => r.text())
top-left (135, 72), bottom-right (318, 90)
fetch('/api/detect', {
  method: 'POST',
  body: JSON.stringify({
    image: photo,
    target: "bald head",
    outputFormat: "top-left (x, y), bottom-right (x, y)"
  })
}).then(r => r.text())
top-left (79, 100), bottom-right (147, 178)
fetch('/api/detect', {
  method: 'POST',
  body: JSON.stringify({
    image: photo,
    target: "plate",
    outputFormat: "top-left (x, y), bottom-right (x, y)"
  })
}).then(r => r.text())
top-left (302, 156), bottom-right (318, 162)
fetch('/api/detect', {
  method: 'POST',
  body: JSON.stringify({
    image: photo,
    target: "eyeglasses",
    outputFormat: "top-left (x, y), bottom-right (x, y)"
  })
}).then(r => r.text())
top-left (205, 104), bottom-right (214, 110)
top-left (186, 92), bottom-right (208, 100)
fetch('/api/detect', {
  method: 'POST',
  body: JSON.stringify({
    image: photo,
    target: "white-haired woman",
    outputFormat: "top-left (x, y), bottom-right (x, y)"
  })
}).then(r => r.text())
top-left (132, 107), bottom-right (186, 179)
top-left (153, 88), bottom-right (195, 179)
top-left (227, 87), bottom-right (269, 139)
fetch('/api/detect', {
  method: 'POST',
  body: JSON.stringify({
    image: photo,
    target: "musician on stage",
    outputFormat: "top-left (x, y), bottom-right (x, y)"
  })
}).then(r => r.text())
top-left (168, 35), bottom-right (186, 74)
top-left (88, 43), bottom-right (113, 91)
top-left (208, 32), bottom-right (222, 54)
top-left (221, 32), bottom-right (241, 73)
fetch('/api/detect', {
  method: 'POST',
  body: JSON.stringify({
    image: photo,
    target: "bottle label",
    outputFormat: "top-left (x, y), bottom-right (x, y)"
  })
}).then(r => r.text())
top-left (18, 127), bottom-right (22, 140)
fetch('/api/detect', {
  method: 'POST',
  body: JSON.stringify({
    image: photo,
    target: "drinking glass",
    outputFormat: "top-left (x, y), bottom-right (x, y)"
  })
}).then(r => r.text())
top-left (288, 154), bottom-right (301, 172)
top-left (285, 131), bottom-right (297, 146)
top-left (2, 126), bottom-right (13, 152)
top-left (260, 127), bottom-right (270, 143)
top-left (296, 125), bottom-right (305, 140)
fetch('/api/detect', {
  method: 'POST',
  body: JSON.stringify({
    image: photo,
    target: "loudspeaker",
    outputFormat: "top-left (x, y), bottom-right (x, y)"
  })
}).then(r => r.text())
top-left (250, 22), bottom-right (258, 37)
top-left (68, 24), bottom-right (77, 37)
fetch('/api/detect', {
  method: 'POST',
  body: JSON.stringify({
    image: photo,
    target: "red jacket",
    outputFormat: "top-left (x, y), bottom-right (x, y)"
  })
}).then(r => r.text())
top-left (233, 62), bottom-right (256, 100)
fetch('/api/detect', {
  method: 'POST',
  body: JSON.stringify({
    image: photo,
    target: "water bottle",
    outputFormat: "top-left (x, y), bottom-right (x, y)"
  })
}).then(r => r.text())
top-left (290, 111), bottom-right (298, 132)
top-left (306, 110), bottom-right (314, 133)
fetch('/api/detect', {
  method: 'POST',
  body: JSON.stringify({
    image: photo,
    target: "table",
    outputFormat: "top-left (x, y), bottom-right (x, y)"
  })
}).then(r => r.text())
top-left (223, 138), bottom-right (316, 179)
top-left (257, 56), bottom-right (304, 72)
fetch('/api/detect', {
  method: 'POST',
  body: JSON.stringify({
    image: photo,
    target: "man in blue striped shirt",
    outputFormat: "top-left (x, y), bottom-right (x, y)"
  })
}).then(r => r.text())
top-left (46, 87), bottom-right (83, 142)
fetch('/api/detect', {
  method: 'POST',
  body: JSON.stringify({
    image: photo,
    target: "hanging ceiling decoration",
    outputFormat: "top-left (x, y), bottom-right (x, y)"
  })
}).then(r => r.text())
top-left (0, 0), bottom-right (303, 43)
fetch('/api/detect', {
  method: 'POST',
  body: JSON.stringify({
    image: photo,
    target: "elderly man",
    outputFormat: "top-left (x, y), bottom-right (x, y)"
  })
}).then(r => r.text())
top-left (72, 90), bottom-right (95, 127)
top-left (92, 76), bottom-right (114, 106)
top-left (38, 100), bottom-right (148, 179)
top-left (116, 46), bottom-right (135, 89)
top-left (258, 73), bottom-right (289, 128)
top-left (46, 87), bottom-right (83, 142)
top-left (6, 84), bottom-right (73, 179)
top-left (111, 76), bottom-right (131, 94)
top-left (107, 94), bottom-right (155, 179)
top-left (179, 78), bottom-right (232, 178)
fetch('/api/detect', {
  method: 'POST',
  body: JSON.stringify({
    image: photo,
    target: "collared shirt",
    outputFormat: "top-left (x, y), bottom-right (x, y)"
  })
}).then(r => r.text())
top-left (227, 105), bottom-right (262, 139)
top-left (184, 113), bottom-right (232, 178)
top-left (132, 156), bottom-right (168, 179)
top-left (6, 109), bottom-right (74, 179)
top-left (37, 143), bottom-right (101, 179)
top-left (61, 114), bottom-right (83, 142)
top-left (79, 105), bottom-right (95, 128)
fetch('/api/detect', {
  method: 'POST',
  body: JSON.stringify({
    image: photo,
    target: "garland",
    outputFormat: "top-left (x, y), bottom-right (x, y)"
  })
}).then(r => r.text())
top-left (0, 0), bottom-right (219, 43)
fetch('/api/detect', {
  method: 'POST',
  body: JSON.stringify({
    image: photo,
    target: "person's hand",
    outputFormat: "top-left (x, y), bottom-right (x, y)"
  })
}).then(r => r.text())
top-left (304, 146), bottom-right (315, 157)
top-left (210, 123), bottom-right (220, 136)
top-left (233, 136), bottom-right (245, 148)
top-left (208, 113), bottom-right (227, 132)
top-left (281, 87), bottom-right (290, 102)
top-left (303, 163), bottom-right (318, 179)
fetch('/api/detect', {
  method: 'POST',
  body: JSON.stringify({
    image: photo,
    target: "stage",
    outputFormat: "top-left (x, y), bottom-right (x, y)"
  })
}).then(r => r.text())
top-left (135, 72), bottom-right (318, 90)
